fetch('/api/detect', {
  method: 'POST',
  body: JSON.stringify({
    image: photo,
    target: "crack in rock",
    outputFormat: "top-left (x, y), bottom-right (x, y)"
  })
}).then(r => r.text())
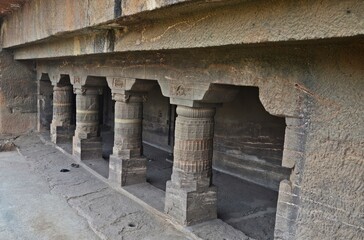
top-left (49, 180), bottom-right (90, 191)
top-left (66, 187), bottom-right (109, 202)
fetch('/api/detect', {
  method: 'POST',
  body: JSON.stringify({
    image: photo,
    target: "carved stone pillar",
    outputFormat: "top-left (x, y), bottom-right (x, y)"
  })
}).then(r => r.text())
top-left (72, 86), bottom-right (102, 160)
top-left (50, 85), bottom-right (75, 143)
top-left (165, 105), bottom-right (217, 226)
top-left (109, 93), bottom-right (146, 186)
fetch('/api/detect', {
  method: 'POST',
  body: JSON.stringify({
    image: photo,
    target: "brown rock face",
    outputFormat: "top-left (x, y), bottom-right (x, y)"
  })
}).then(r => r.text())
top-left (0, 0), bottom-right (28, 18)
top-left (0, 50), bottom-right (36, 135)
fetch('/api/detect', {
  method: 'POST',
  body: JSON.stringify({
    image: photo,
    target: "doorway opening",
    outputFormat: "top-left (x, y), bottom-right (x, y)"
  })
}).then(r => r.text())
top-left (212, 86), bottom-right (289, 240)
top-left (38, 74), bottom-right (53, 132)
top-left (80, 78), bottom-right (114, 178)
top-left (142, 84), bottom-right (175, 190)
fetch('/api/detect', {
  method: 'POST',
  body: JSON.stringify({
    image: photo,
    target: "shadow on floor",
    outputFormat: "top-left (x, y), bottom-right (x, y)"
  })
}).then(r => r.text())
top-left (143, 144), bottom-right (277, 240)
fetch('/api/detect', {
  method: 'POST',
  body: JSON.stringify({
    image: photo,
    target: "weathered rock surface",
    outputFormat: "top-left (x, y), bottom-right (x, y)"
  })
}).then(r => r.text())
top-left (11, 133), bottom-right (189, 240)
top-left (0, 150), bottom-right (99, 240)
top-left (0, 50), bottom-right (36, 134)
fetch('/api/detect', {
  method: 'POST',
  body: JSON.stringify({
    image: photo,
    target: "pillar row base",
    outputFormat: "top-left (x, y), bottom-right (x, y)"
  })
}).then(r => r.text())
top-left (72, 136), bottom-right (102, 160)
top-left (108, 155), bottom-right (146, 186)
top-left (51, 124), bottom-right (75, 144)
top-left (165, 180), bottom-right (217, 226)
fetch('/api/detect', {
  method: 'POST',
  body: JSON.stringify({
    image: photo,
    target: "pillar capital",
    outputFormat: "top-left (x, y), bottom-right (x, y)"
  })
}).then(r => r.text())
top-left (73, 86), bottom-right (103, 95)
top-left (53, 85), bottom-right (73, 92)
top-left (112, 92), bottom-right (146, 103)
top-left (176, 106), bottom-right (216, 119)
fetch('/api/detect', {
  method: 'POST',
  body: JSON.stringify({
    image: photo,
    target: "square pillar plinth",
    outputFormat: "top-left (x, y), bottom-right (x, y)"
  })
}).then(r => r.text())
top-left (51, 125), bottom-right (75, 144)
top-left (108, 155), bottom-right (146, 186)
top-left (73, 136), bottom-right (102, 160)
top-left (165, 181), bottom-right (217, 226)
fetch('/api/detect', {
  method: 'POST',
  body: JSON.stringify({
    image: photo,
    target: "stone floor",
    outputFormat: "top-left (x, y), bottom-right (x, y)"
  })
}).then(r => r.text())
top-left (1, 134), bottom-right (190, 240)
top-left (0, 151), bottom-right (99, 240)
top-left (41, 130), bottom-right (278, 240)
top-left (19, 133), bottom-right (252, 240)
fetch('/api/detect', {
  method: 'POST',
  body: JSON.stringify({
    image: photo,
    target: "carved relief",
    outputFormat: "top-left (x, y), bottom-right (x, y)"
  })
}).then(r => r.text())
top-left (170, 84), bottom-right (192, 97)
top-left (172, 106), bottom-right (216, 174)
top-left (113, 78), bottom-right (125, 89)
top-left (74, 86), bottom-right (102, 95)
top-left (112, 93), bottom-right (130, 102)
top-left (74, 76), bottom-right (81, 84)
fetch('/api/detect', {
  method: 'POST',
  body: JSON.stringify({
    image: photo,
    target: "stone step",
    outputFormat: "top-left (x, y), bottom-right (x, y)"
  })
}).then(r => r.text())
top-left (213, 151), bottom-right (290, 191)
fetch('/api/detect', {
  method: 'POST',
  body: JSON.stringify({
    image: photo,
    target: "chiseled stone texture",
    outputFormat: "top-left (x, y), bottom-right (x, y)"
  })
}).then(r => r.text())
top-left (121, 0), bottom-right (192, 16)
top-left (293, 45), bottom-right (364, 240)
top-left (0, 49), bottom-right (36, 135)
top-left (73, 87), bottom-right (102, 160)
top-left (109, 157), bottom-right (147, 186)
top-left (8, 0), bottom-right (364, 59)
top-left (165, 106), bottom-right (217, 226)
top-left (275, 44), bottom-right (364, 240)
top-left (33, 42), bottom-right (363, 238)
top-left (1, 0), bottom-right (115, 48)
top-left (112, 94), bottom-right (143, 158)
top-left (274, 116), bottom-right (308, 239)
top-left (165, 181), bottom-right (217, 226)
top-left (109, 94), bottom-right (147, 186)
top-left (51, 85), bottom-right (74, 143)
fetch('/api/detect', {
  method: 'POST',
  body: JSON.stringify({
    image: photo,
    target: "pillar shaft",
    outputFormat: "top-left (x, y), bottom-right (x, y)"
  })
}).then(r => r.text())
top-left (75, 90), bottom-right (99, 138)
top-left (72, 87), bottom-right (102, 160)
top-left (109, 93), bottom-right (146, 186)
top-left (165, 106), bottom-right (217, 226)
top-left (50, 85), bottom-right (74, 143)
top-left (113, 95), bottom-right (143, 158)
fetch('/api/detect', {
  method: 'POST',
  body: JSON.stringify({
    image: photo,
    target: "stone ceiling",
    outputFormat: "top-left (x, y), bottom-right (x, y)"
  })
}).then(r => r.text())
top-left (0, 0), bottom-right (27, 18)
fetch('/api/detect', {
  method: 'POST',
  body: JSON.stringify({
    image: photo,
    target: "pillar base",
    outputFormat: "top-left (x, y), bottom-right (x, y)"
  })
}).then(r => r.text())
top-left (51, 125), bottom-right (75, 144)
top-left (165, 180), bottom-right (217, 226)
top-left (108, 155), bottom-right (146, 186)
top-left (72, 136), bottom-right (102, 160)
